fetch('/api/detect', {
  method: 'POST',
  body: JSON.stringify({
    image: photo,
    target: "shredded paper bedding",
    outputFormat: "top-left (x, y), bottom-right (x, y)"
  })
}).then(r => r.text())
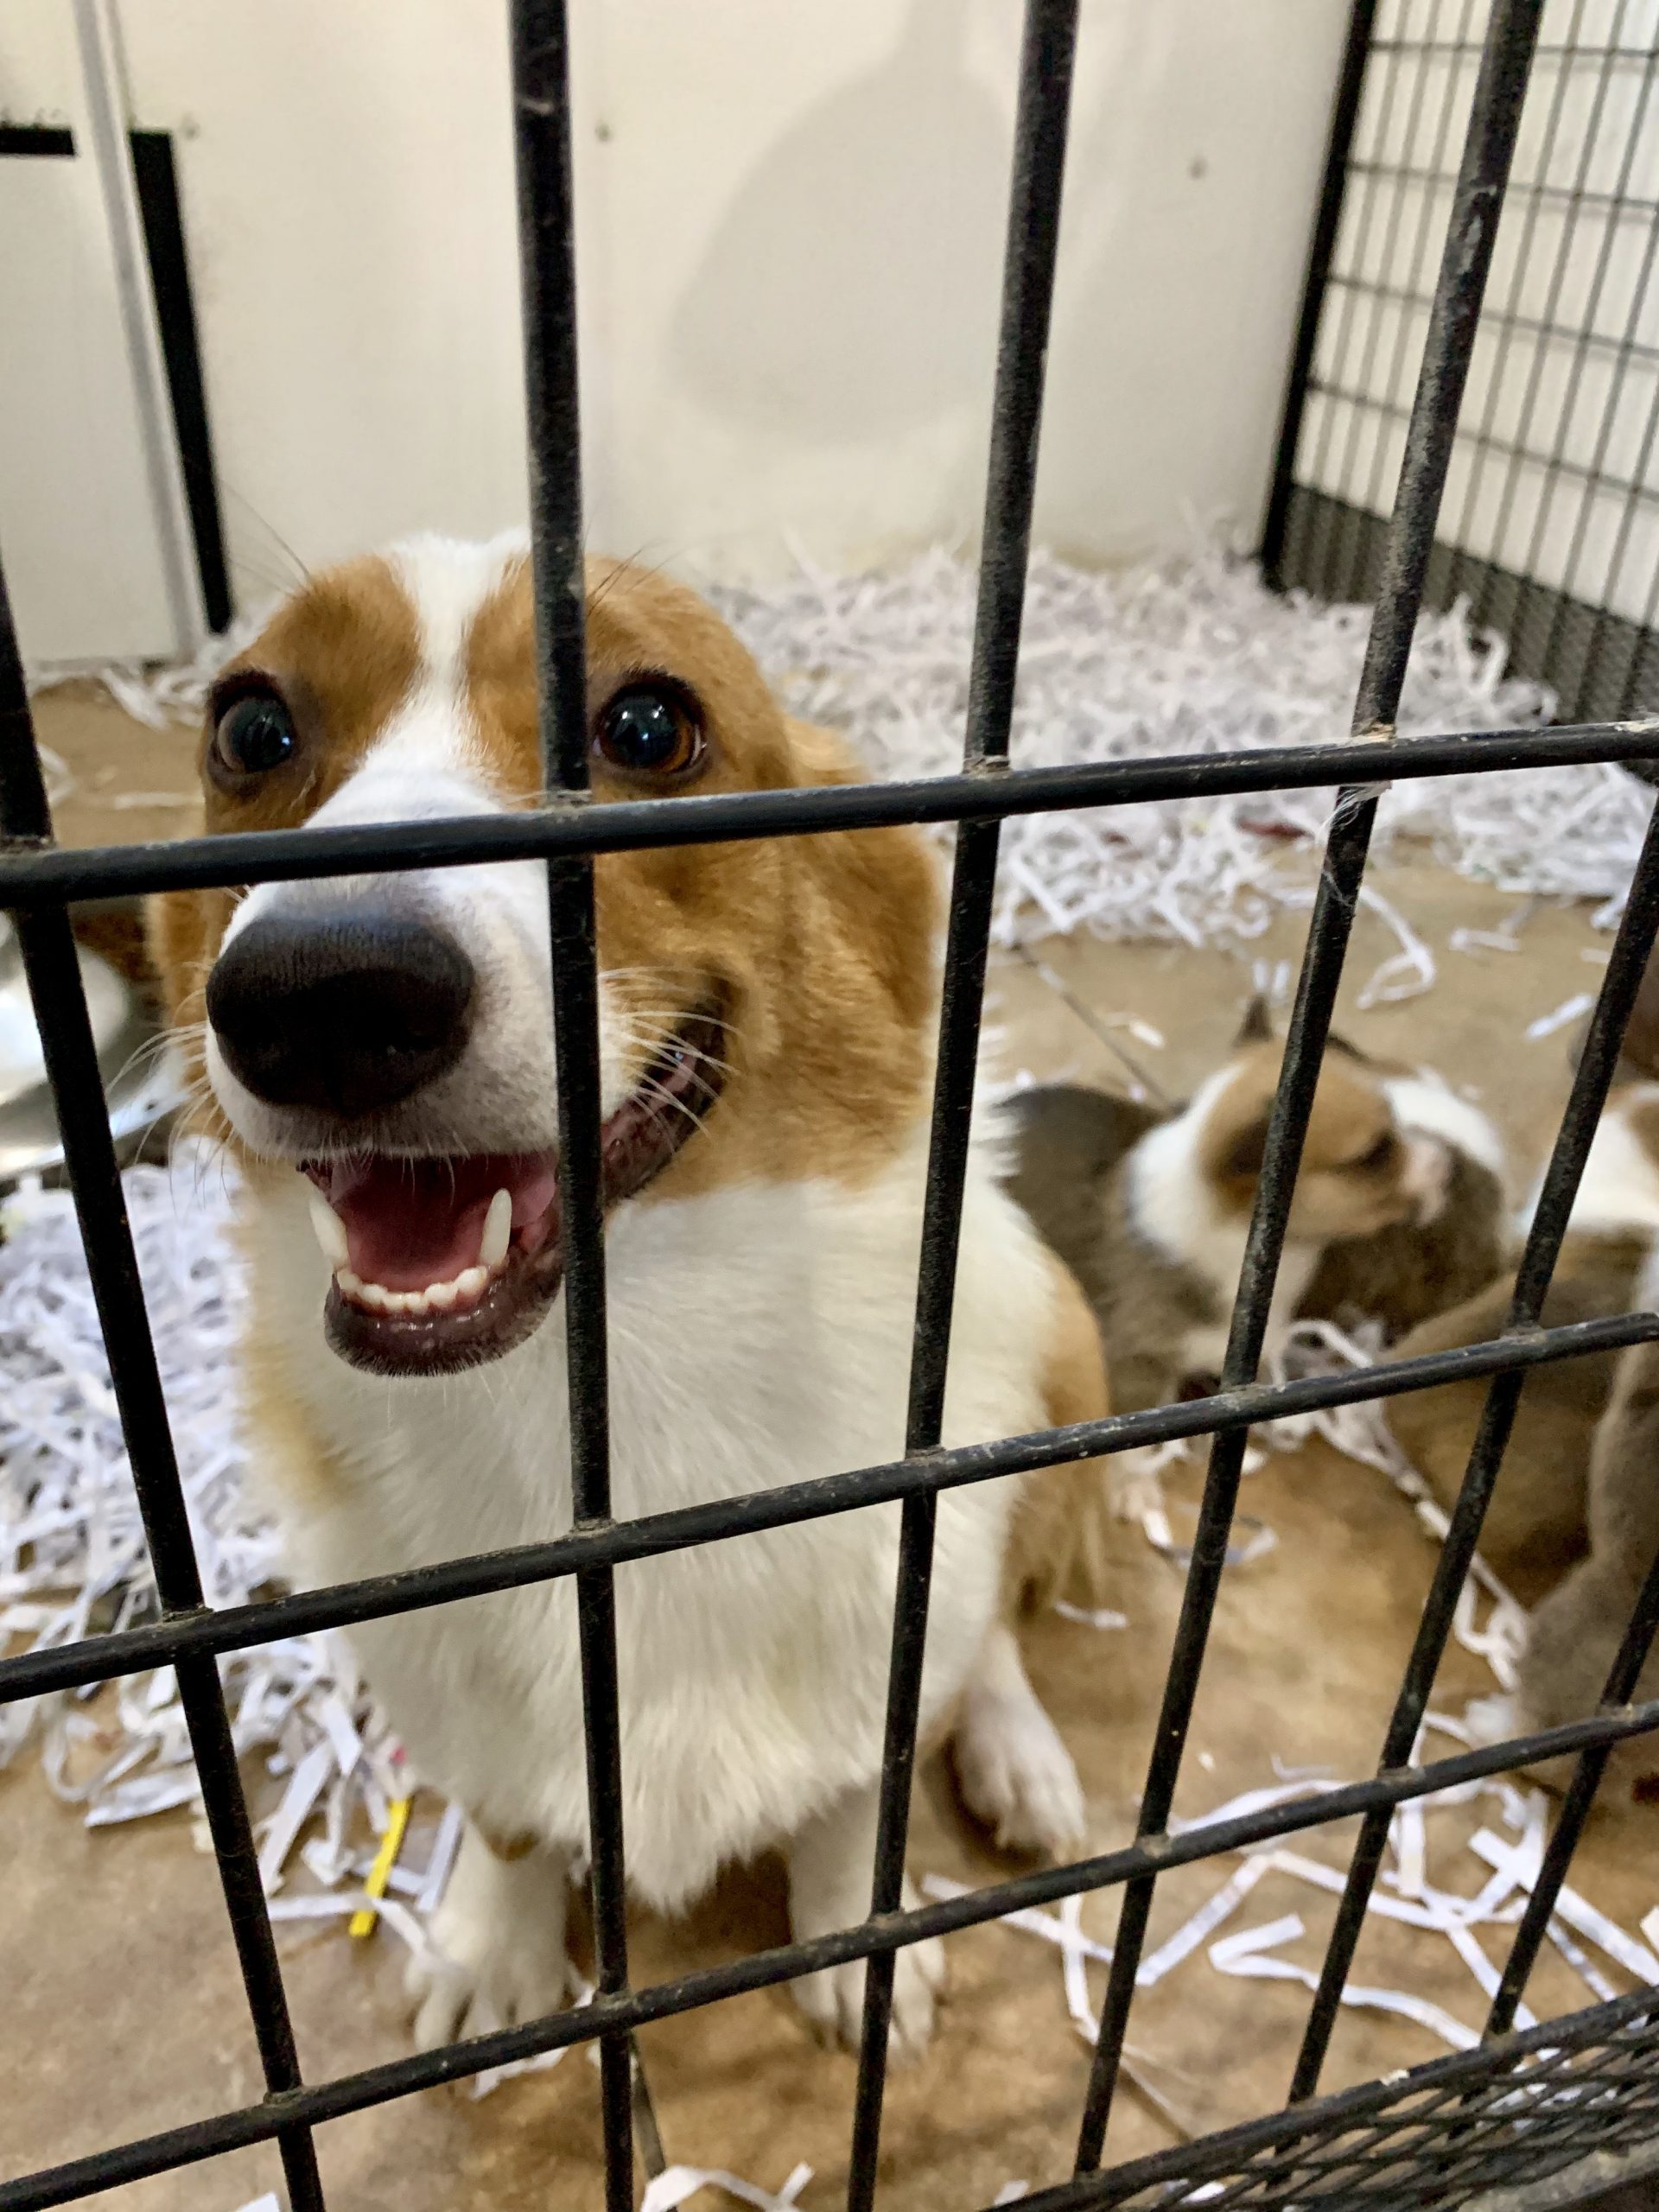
top-left (10, 545), bottom-right (1659, 2203)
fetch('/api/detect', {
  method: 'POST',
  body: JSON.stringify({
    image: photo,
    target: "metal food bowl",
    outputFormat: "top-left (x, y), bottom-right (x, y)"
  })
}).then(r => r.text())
top-left (0, 908), bottom-right (186, 1192)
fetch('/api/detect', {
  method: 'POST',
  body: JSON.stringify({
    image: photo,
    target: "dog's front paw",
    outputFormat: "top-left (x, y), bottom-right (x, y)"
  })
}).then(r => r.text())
top-left (791, 1891), bottom-right (946, 2061)
top-left (954, 1688), bottom-right (1086, 1858)
top-left (406, 1926), bottom-right (575, 2050)
top-left (404, 1821), bottom-right (574, 2050)
top-left (1109, 1448), bottom-right (1164, 1525)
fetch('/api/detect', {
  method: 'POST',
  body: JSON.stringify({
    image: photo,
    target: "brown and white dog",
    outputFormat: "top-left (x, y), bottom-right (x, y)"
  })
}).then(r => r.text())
top-left (1005, 1007), bottom-right (1452, 1418)
top-left (149, 533), bottom-right (1113, 2058)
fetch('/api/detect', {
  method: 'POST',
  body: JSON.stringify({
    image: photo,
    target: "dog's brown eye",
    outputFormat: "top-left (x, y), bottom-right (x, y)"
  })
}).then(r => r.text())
top-left (212, 690), bottom-right (297, 780)
top-left (594, 683), bottom-right (704, 778)
top-left (1357, 1131), bottom-right (1397, 1172)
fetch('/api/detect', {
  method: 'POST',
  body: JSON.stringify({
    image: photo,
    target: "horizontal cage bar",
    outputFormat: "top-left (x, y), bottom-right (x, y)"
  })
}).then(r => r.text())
top-left (1, 1307), bottom-right (1652, 1712)
top-left (0, 720), bottom-right (1656, 907)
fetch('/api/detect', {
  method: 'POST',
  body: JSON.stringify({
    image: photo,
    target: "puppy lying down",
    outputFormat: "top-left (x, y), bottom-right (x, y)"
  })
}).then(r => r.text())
top-left (1004, 1005), bottom-right (1465, 1418)
top-left (149, 537), bottom-right (1116, 2057)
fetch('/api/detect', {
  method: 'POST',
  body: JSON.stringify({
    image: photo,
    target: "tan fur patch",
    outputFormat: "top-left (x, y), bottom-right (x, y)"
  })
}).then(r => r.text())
top-left (1004, 1253), bottom-right (1116, 1613)
top-left (1198, 1042), bottom-right (1414, 1241)
top-left (461, 556), bottom-right (941, 1188)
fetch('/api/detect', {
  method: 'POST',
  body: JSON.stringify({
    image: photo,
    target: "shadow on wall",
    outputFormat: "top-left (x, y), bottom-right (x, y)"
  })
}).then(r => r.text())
top-left (670, 0), bottom-right (1008, 440)
top-left (665, 0), bottom-right (1236, 563)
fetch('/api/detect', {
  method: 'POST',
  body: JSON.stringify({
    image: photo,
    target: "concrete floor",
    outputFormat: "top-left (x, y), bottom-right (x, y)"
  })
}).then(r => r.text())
top-left (4, 685), bottom-right (1656, 2209)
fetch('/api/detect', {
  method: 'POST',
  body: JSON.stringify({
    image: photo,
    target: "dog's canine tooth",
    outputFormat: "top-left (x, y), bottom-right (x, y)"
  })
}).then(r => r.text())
top-left (480, 1187), bottom-right (512, 1271)
top-left (308, 1191), bottom-right (350, 1268)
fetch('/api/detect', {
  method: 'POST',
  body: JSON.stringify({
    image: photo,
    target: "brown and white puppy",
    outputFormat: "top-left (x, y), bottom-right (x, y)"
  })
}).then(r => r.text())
top-left (149, 532), bottom-right (1115, 2058)
top-left (1004, 1009), bottom-right (1448, 1422)
top-left (1298, 1045), bottom-right (1508, 1340)
top-left (1388, 1081), bottom-right (1659, 1602)
top-left (1383, 1234), bottom-right (1643, 1602)
top-left (1512, 1235), bottom-right (1659, 1799)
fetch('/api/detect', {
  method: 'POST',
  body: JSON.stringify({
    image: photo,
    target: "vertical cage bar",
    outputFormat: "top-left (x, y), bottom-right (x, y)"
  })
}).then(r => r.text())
top-left (1487, 1524), bottom-right (1659, 2034)
top-left (510, 3), bottom-right (635, 2202)
top-left (1292, 780), bottom-right (1659, 2102)
top-left (1075, 0), bottom-right (1545, 2171)
top-left (844, 3), bottom-right (1079, 2205)
top-left (1320, 12), bottom-right (1446, 596)
top-left (1299, 18), bottom-right (1419, 598)
top-left (1440, 0), bottom-right (1587, 613)
top-left (1340, 0), bottom-right (1479, 607)
top-left (0, 556), bottom-right (326, 2210)
top-left (1469, 9), bottom-right (1643, 642)
top-left (1261, 0), bottom-right (1379, 588)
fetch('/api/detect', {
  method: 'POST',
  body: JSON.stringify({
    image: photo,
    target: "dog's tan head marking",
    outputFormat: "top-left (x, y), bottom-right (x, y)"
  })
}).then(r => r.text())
top-left (150, 536), bottom-right (940, 1376)
top-left (1198, 1038), bottom-right (1443, 1241)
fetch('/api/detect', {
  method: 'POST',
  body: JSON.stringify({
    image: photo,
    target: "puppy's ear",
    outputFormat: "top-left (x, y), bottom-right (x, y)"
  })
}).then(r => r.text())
top-left (1218, 1109), bottom-right (1271, 1182)
top-left (1325, 1028), bottom-right (1370, 1063)
top-left (1236, 993), bottom-right (1274, 1046)
top-left (1599, 945), bottom-right (1659, 1080)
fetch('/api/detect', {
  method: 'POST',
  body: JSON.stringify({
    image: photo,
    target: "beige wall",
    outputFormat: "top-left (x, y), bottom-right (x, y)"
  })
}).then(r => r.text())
top-left (4, 1), bottom-right (1352, 655)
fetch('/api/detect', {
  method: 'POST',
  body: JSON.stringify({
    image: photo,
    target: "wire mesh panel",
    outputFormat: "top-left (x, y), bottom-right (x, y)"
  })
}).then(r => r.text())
top-left (1264, 0), bottom-right (1659, 724)
top-left (3, 2), bottom-right (1659, 2209)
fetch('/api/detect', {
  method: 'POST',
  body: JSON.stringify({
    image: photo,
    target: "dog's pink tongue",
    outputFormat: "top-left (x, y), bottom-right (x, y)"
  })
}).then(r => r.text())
top-left (306, 1154), bottom-right (560, 1291)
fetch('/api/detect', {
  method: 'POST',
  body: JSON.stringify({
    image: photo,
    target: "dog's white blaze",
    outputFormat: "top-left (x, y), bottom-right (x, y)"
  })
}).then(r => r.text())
top-left (205, 536), bottom-right (640, 1162)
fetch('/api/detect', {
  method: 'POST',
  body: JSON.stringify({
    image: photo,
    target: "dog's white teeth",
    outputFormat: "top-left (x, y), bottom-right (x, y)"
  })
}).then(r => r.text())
top-left (334, 1261), bottom-right (497, 1318)
top-left (480, 1187), bottom-right (512, 1271)
top-left (308, 1192), bottom-right (350, 1268)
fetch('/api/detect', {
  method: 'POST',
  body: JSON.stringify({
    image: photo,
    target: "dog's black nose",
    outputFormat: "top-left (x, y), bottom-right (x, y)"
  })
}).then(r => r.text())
top-left (207, 908), bottom-right (475, 1119)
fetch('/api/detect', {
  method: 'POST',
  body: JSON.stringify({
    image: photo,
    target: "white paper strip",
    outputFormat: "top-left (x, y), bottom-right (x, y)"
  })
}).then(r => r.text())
top-left (1136, 1858), bottom-right (1273, 1989)
top-left (1052, 1601), bottom-right (1129, 1630)
top-left (257, 1739), bottom-right (334, 1894)
top-left (1470, 1832), bottom-right (1659, 1982)
top-left (641, 2161), bottom-right (812, 2212)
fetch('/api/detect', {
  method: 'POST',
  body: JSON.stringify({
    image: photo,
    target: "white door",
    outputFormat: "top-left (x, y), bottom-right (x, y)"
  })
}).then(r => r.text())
top-left (0, 0), bottom-right (200, 667)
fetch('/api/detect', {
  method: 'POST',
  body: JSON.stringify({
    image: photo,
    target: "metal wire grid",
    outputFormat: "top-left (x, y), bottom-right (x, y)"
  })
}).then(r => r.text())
top-left (3, 0), bottom-right (1659, 2206)
top-left (1264, 0), bottom-right (1659, 726)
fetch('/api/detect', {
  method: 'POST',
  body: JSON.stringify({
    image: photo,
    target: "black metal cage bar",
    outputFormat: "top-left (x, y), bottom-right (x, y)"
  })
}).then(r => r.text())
top-left (512, 3), bottom-right (639, 2198)
top-left (847, 3), bottom-right (1079, 2199)
top-left (1265, 0), bottom-right (1659, 726)
top-left (4, 1), bottom-right (1659, 2208)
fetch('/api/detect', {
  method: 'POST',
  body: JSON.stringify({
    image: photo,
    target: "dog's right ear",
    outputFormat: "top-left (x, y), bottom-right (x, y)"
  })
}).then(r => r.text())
top-left (1236, 993), bottom-right (1274, 1046)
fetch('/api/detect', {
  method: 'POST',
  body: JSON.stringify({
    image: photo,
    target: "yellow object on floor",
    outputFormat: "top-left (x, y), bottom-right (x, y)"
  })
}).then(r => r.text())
top-left (350, 1796), bottom-right (411, 1939)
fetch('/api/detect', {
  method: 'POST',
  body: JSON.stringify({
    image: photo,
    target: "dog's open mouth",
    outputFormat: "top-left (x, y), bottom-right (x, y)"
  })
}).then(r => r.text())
top-left (302, 1002), bottom-right (726, 1375)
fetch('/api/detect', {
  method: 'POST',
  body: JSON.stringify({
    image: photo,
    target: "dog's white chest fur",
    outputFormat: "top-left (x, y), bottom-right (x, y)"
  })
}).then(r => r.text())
top-left (251, 1134), bottom-right (1055, 1910)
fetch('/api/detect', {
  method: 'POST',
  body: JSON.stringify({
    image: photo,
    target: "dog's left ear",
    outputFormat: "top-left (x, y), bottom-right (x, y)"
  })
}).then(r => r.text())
top-left (1236, 993), bottom-right (1274, 1046)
